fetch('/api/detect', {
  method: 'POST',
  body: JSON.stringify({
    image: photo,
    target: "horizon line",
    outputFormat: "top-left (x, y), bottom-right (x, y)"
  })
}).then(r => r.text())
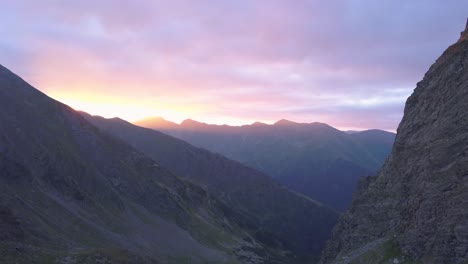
top-left (91, 113), bottom-right (397, 133)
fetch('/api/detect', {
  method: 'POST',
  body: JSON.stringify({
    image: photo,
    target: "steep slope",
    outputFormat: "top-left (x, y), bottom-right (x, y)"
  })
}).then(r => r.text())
top-left (320, 20), bottom-right (468, 264)
top-left (134, 118), bottom-right (395, 210)
top-left (348, 130), bottom-right (396, 163)
top-left (0, 64), bottom-right (297, 264)
top-left (82, 113), bottom-right (340, 263)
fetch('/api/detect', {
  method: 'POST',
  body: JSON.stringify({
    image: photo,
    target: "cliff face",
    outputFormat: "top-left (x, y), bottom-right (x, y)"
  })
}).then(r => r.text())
top-left (321, 19), bottom-right (468, 264)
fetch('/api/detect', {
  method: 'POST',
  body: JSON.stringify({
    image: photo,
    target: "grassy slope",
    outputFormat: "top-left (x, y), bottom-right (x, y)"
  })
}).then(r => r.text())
top-left (82, 114), bottom-right (340, 263)
top-left (0, 64), bottom-right (268, 263)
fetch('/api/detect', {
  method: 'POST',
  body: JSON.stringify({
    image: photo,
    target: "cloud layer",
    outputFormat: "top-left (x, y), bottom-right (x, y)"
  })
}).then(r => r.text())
top-left (1, 0), bottom-right (467, 130)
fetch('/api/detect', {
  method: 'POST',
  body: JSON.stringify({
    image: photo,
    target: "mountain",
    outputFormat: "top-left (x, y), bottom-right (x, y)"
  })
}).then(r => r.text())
top-left (320, 19), bottom-right (468, 264)
top-left (135, 116), bottom-right (178, 129)
top-left (82, 113), bottom-right (340, 263)
top-left (0, 64), bottom-right (336, 264)
top-left (134, 118), bottom-right (395, 211)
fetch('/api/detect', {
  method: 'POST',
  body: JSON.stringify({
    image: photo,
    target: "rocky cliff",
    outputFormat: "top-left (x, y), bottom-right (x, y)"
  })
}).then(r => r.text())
top-left (320, 19), bottom-right (468, 264)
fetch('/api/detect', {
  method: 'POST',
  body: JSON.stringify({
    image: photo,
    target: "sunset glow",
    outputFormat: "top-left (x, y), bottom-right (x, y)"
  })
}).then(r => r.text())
top-left (1, 1), bottom-right (467, 130)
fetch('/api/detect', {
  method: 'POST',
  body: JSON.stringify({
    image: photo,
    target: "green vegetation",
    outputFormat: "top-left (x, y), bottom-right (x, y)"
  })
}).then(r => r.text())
top-left (0, 244), bottom-right (156, 264)
top-left (71, 248), bottom-right (145, 263)
top-left (190, 215), bottom-right (236, 250)
top-left (166, 255), bottom-right (240, 264)
top-left (349, 240), bottom-right (418, 264)
top-left (83, 113), bottom-right (341, 261)
top-left (0, 243), bottom-right (58, 264)
top-left (167, 256), bottom-right (194, 264)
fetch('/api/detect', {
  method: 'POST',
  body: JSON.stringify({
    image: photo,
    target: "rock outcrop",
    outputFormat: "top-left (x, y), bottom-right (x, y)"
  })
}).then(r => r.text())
top-left (320, 19), bottom-right (468, 264)
top-left (459, 18), bottom-right (468, 42)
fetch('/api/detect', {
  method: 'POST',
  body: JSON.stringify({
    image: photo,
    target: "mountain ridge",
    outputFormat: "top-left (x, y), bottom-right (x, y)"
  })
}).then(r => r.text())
top-left (0, 63), bottom-right (330, 263)
top-left (134, 116), bottom-right (395, 210)
top-left (82, 112), bottom-right (340, 263)
top-left (135, 116), bottom-right (391, 133)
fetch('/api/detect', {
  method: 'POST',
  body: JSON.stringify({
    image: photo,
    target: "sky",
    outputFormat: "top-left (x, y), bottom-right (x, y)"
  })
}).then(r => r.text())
top-left (1, 1), bottom-right (467, 131)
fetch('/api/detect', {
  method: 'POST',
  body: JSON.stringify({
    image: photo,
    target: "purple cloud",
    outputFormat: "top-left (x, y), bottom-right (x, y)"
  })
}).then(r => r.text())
top-left (1, 0), bottom-right (467, 130)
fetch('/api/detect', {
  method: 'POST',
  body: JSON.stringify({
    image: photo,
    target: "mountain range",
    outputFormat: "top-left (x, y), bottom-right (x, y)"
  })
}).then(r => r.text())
top-left (0, 64), bottom-right (338, 263)
top-left (134, 118), bottom-right (395, 211)
top-left (2, 17), bottom-right (467, 264)
top-left (81, 113), bottom-right (340, 263)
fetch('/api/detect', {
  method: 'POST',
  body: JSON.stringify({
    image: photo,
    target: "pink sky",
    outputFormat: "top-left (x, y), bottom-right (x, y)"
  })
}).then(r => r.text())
top-left (1, 0), bottom-right (467, 131)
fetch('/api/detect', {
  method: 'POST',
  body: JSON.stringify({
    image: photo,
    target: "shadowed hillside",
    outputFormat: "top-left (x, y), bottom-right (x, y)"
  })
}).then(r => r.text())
top-left (0, 64), bottom-right (336, 263)
top-left (135, 118), bottom-right (395, 210)
top-left (82, 113), bottom-right (340, 263)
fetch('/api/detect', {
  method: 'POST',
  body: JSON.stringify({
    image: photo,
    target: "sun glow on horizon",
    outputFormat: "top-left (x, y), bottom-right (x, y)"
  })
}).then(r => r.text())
top-left (32, 78), bottom-right (399, 133)
top-left (2, 2), bottom-right (466, 132)
top-left (47, 90), bottom-right (274, 127)
top-left (48, 91), bottom-right (190, 123)
top-left (48, 90), bottom-right (396, 132)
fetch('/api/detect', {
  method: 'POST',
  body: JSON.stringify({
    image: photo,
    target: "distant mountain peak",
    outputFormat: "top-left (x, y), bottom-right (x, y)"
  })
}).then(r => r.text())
top-left (137, 116), bottom-right (170, 123)
top-left (251, 121), bottom-right (267, 126)
top-left (151, 116), bottom-right (167, 121)
top-left (274, 119), bottom-right (298, 126)
top-left (180, 118), bottom-right (206, 127)
top-left (133, 116), bottom-right (178, 129)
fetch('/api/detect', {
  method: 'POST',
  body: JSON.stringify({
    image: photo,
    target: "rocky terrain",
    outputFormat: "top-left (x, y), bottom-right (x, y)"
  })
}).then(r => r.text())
top-left (320, 19), bottom-right (468, 264)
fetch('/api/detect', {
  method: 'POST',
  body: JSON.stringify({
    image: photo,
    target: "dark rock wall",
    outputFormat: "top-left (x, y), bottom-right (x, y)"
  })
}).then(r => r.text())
top-left (321, 21), bottom-right (468, 264)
